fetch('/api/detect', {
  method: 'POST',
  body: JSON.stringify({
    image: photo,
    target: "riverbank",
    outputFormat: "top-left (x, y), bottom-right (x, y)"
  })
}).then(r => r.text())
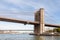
top-left (30, 33), bottom-right (60, 36)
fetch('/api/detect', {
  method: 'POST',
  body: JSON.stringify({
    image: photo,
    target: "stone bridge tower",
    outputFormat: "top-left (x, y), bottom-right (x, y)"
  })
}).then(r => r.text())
top-left (34, 8), bottom-right (45, 35)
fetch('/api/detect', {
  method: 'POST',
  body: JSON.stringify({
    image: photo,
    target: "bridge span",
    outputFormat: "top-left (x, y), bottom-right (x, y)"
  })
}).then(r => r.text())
top-left (0, 17), bottom-right (60, 28)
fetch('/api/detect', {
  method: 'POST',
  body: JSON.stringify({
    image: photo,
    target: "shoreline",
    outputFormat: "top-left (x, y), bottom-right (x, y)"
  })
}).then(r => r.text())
top-left (29, 33), bottom-right (60, 36)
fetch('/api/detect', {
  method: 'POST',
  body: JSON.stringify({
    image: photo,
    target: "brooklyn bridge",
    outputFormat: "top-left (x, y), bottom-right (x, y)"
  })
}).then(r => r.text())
top-left (0, 8), bottom-right (60, 35)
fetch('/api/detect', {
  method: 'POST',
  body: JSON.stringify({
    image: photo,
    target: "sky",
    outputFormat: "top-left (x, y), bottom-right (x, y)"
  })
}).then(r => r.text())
top-left (0, 0), bottom-right (60, 30)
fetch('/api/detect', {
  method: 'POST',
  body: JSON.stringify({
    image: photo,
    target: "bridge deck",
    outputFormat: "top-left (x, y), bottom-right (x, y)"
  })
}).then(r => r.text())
top-left (0, 17), bottom-right (60, 28)
top-left (0, 17), bottom-right (39, 25)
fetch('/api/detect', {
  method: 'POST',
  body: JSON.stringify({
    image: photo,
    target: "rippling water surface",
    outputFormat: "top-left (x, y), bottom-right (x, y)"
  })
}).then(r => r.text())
top-left (0, 34), bottom-right (60, 40)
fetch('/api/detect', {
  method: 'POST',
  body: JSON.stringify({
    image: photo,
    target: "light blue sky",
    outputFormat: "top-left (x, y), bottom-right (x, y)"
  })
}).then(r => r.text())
top-left (0, 0), bottom-right (60, 30)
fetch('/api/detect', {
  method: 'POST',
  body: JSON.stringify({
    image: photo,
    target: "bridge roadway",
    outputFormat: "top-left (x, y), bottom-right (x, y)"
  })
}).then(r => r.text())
top-left (0, 17), bottom-right (60, 28)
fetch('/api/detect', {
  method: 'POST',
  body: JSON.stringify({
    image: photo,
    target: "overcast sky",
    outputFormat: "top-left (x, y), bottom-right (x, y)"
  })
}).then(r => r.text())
top-left (0, 0), bottom-right (60, 30)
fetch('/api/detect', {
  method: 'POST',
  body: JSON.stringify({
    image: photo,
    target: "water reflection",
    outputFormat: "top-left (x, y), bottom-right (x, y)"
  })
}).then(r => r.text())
top-left (0, 34), bottom-right (60, 40)
top-left (52, 36), bottom-right (60, 40)
top-left (34, 36), bottom-right (45, 40)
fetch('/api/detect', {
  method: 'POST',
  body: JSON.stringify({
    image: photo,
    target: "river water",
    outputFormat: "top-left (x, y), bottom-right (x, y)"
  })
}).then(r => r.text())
top-left (0, 34), bottom-right (60, 40)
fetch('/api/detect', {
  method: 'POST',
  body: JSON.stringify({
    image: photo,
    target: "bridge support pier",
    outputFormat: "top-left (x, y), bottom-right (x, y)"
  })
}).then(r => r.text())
top-left (34, 8), bottom-right (45, 35)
